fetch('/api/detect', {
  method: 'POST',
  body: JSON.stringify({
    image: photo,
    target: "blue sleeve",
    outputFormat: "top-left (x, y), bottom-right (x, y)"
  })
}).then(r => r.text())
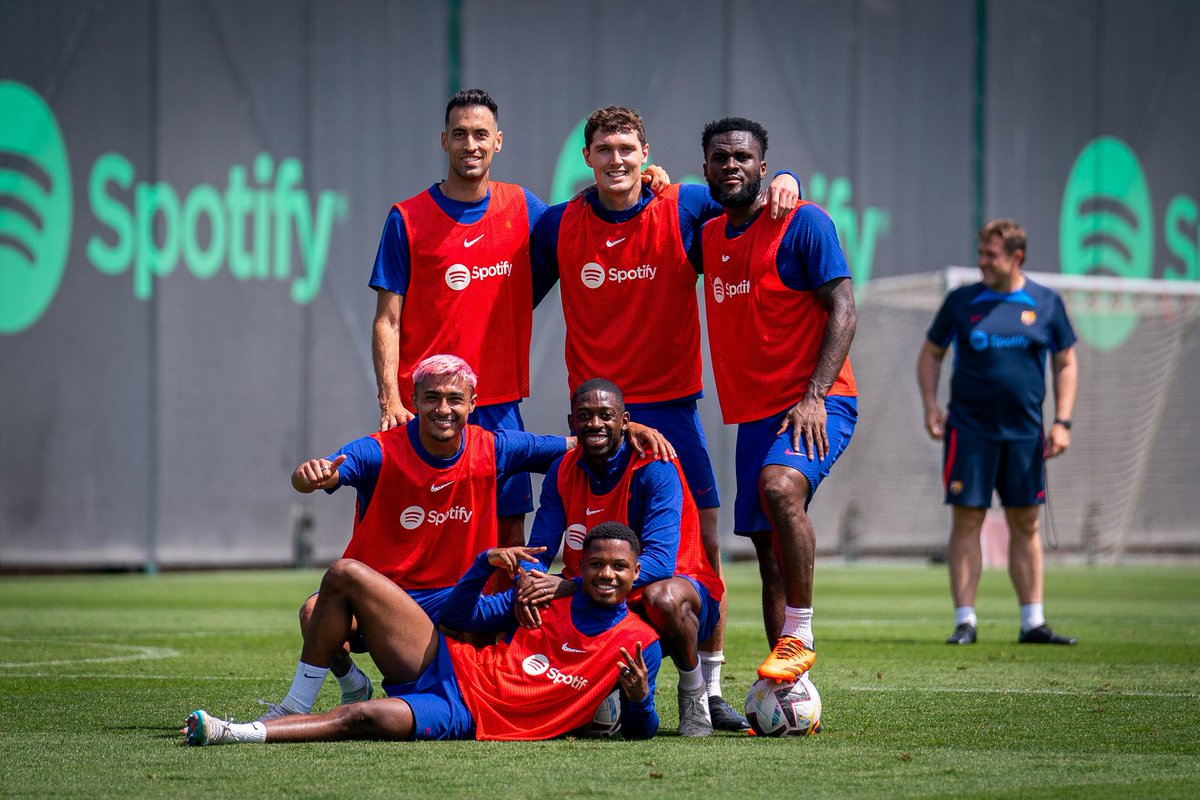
top-left (1049, 292), bottom-right (1077, 353)
top-left (927, 290), bottom-right (960, 348)
top-left (619, 639), bottom-right (662, 740)
top-left (328, 436), bottom-right (382, 522)
top-left (531, 203), bottom-right (567, 307)
top-left (525, 460), bottom-right (567, 571)
top-left (368, 206), bottom-right (411, 296)
top-left (629, 461), bottom-right (683, 588)
top-left (524, 188), bottom-right (549, 232)
top-left (677, 184), bottom-right (718, 271)
top-left (776, 203), bottom-right (852, 291)
top-left (436, 551), bottom-right (517, 632)
top-left (493, 429), bottom-right (570, 478)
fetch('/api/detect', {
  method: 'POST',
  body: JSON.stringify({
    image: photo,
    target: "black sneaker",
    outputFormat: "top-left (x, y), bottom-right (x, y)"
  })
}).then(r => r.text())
top-left (945, 622), bottom-right (977, 644)
top-left (1018, 624), bottom-right (1076, 645)
top-left (708, 694), bottom-right (750, 731)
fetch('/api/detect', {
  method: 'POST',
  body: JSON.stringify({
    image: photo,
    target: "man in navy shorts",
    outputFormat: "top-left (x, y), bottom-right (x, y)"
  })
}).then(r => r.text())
top-left (917, 218), bottom-right (1079, 646)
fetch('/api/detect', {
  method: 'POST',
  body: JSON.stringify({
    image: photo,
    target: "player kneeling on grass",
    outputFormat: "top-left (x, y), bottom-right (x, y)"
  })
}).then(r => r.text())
top-left (183, 523), bottom-right (661, 744)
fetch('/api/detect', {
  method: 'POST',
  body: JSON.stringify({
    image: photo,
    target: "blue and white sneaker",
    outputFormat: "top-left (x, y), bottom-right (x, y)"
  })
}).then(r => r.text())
top-left (183, 710), bottom-right (232, 746)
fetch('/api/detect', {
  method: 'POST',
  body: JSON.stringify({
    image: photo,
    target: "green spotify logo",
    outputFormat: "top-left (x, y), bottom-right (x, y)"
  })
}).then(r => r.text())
top-left (1059, 136), bottom-right (1153, 350)
top-left (0, 80), bottom-right (73, 334)
top-left (1060, 136), bottom-right (1199, 350)
top-left (0, 80), bottom-right (348, 336)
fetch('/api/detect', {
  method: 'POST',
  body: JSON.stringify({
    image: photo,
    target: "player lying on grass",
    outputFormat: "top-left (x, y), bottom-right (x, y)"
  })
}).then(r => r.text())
top-left (183, 523), bottom-right (661, 744)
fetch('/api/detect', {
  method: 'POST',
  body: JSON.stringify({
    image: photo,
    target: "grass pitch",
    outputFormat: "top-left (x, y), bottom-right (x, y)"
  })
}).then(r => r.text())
top-left (1, 561), bottom-right (1197, 799)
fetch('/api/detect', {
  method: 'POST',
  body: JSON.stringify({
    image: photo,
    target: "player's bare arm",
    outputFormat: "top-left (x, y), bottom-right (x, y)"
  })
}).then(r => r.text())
top-left (616, 642), bottom-right (650, 702)
top-left (916, 340), bottom-right (948, 440)
top-left (372, 289), bottom-right (412, 430)
top-left (1046, 346), bottom-right (1078, 458)
top-left (778, 277), bottom-right (857, 459)
top-left (766, 173), bottom-right (801, 219)
top-left (291, 454), bottom-right (347, 493)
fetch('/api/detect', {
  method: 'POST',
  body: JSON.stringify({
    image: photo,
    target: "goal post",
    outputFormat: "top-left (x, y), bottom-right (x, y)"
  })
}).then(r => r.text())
top-left (810, 267), bottom-right (1200, 562)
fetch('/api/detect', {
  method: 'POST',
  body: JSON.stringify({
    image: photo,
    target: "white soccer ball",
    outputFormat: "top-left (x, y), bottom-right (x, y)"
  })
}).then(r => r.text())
top-left (745, 675), bottom-right (822, 736)
top-left (579, 689), bottom-right (622, 737)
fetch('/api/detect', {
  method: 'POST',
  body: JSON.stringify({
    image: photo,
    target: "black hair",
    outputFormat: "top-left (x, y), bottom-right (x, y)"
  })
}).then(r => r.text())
top-left (582, 521), bottom-right (642, 556)
top-left (570, 378), bottom-right (624, 409)
top-left (445, 89), bottom-right (498, 125)
top-left (701, 116), bottom-right (768, 157)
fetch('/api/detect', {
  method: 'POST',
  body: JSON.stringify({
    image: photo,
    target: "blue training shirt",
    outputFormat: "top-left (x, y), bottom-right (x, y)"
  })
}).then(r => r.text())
top-left (438, 549), bottom-right (662, 739)
top-left (926, 278), bottom-right (1076, 440)
top-left (369, 183), bottom-right (548, 296)
top-left (327, 421), bottom-right (567, 522)
top-left (525, 441), bottom-right (685, 588)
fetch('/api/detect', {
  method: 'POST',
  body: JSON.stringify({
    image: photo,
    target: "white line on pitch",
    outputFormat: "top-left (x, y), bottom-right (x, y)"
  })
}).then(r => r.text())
top-left (844, 685), bottom-right (1198, 698)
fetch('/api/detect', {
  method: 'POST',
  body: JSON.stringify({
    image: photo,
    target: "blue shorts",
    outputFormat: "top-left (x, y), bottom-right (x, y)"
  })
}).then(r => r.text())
top-left (631, 576), bottom-right (720, 643)
top-left (943, 427), bottom-right (1045, 508)
top-left (732, 396), bottom-right (857, 535)
top-left (471, 401), bottom-right (534, 517)
top-left (311, 585), bottom-right (452, 653)
top-left (382, 631), bottom-right (476, 741)
top-left (625, 399), bottom-right (720, 509)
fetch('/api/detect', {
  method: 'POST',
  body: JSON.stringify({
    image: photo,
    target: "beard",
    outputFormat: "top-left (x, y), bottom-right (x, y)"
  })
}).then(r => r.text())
top-left (707, 174), bottom-right (763, 209)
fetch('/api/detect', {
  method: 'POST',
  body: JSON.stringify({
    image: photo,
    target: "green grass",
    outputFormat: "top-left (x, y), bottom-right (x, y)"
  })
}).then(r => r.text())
top-left (1, 562), bottom-right (1198, 799)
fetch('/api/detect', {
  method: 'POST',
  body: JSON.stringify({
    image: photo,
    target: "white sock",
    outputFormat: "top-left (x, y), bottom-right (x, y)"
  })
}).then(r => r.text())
top-left (282, 662), bottom-right (328, 714)
top-left (678, 663), bottom-right (705, 694)
top-left (781, 606), bottom-right (813, 648)
top-left (1020, 603), bottom-right (1045, 632)
top-left (225, 721), bottom-right (268, 743)
top-left (699, 651), bottom-right (724, 698)
top-left (336, 662), bottom-right (369, 695)
top-left (955, 606), bottom-right (977, 627)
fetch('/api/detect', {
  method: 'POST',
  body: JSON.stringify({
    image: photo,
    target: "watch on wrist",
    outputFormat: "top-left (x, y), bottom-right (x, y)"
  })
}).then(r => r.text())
top-left (1053, 418), bottom-right (1072, 430)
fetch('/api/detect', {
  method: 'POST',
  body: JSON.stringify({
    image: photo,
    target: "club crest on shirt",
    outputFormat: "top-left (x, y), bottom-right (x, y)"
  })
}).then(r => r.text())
top-left (1021, 310), bottom-right (1037, 325)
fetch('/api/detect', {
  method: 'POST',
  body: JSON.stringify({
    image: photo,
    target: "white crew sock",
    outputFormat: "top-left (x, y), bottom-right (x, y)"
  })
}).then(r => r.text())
top-left (781, 606), bottom-right (813, 648)
top-left (955, 606), bottom-right (978, 627)
top-left (336, 662), bottom-right (370, 696)
top-left (699, 651), bottom-right (724, 698)
top-left (224, 721), bottom-right (268, 743)
top-left (1020, 603), bottom-right (1045, 632)
top-left (282, 662), bottom-right (328, 714)
top-left (678, 663), bottom-right (705, 693)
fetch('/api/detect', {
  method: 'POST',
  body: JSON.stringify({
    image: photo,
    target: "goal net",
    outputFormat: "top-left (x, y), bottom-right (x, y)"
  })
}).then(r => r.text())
top-left (809, 267), bottom-right (1200, 562)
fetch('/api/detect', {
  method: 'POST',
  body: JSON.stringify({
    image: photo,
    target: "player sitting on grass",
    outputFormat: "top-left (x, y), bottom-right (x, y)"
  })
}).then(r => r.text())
top-left (182, 523), bottom-right (661, 744)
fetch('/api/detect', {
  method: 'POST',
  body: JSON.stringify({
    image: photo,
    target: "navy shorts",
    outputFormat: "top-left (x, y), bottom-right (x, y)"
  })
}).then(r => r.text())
top-left (943, 427), bottom-right (1045, 508)
top-left (631, 576), bottom-right (720, 642)
top-left (625, 399), bottom-right (720, 509)
top-left (732, 396), bottom-right (857, 535)
top-left (471, 400), bottom-right (534, 517)
top-left (382, 631), bottom-right (476, 741)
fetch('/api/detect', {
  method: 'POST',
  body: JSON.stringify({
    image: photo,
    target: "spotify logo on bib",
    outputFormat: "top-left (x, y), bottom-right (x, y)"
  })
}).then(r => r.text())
top-left (0, 81), bottom-right (73, 334)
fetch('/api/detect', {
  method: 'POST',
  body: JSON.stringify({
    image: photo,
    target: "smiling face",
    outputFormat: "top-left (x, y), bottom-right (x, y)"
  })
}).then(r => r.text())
top-left (584, 130), bottom-right (649, 208)
top-left (580, 536), bottom-right (639, 606)
top-left (441, 104), bottom-right (502, 184)
top-left (703, 130), bottom-right (767, 210)
top-left (412, 375), bottom-right (476, 456)
top-left (977, 233), bottom-right (1025, 292)
top-left (568, 389), bottom-right (628, 468)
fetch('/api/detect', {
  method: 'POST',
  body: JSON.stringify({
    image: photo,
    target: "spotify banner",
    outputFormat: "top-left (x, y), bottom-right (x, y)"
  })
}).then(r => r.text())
top-left (1, 0), bottom-right (1195, 568)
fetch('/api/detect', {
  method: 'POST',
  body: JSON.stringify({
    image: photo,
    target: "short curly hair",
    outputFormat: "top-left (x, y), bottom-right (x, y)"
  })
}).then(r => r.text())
top-left (584, 105), bottom-right (646, 148)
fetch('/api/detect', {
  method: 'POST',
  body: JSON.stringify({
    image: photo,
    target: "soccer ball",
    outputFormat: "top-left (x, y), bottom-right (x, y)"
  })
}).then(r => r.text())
top-left (744, 675), bottom-right (822, 736)
top-left (578, 690), bottom-right (622, 737)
